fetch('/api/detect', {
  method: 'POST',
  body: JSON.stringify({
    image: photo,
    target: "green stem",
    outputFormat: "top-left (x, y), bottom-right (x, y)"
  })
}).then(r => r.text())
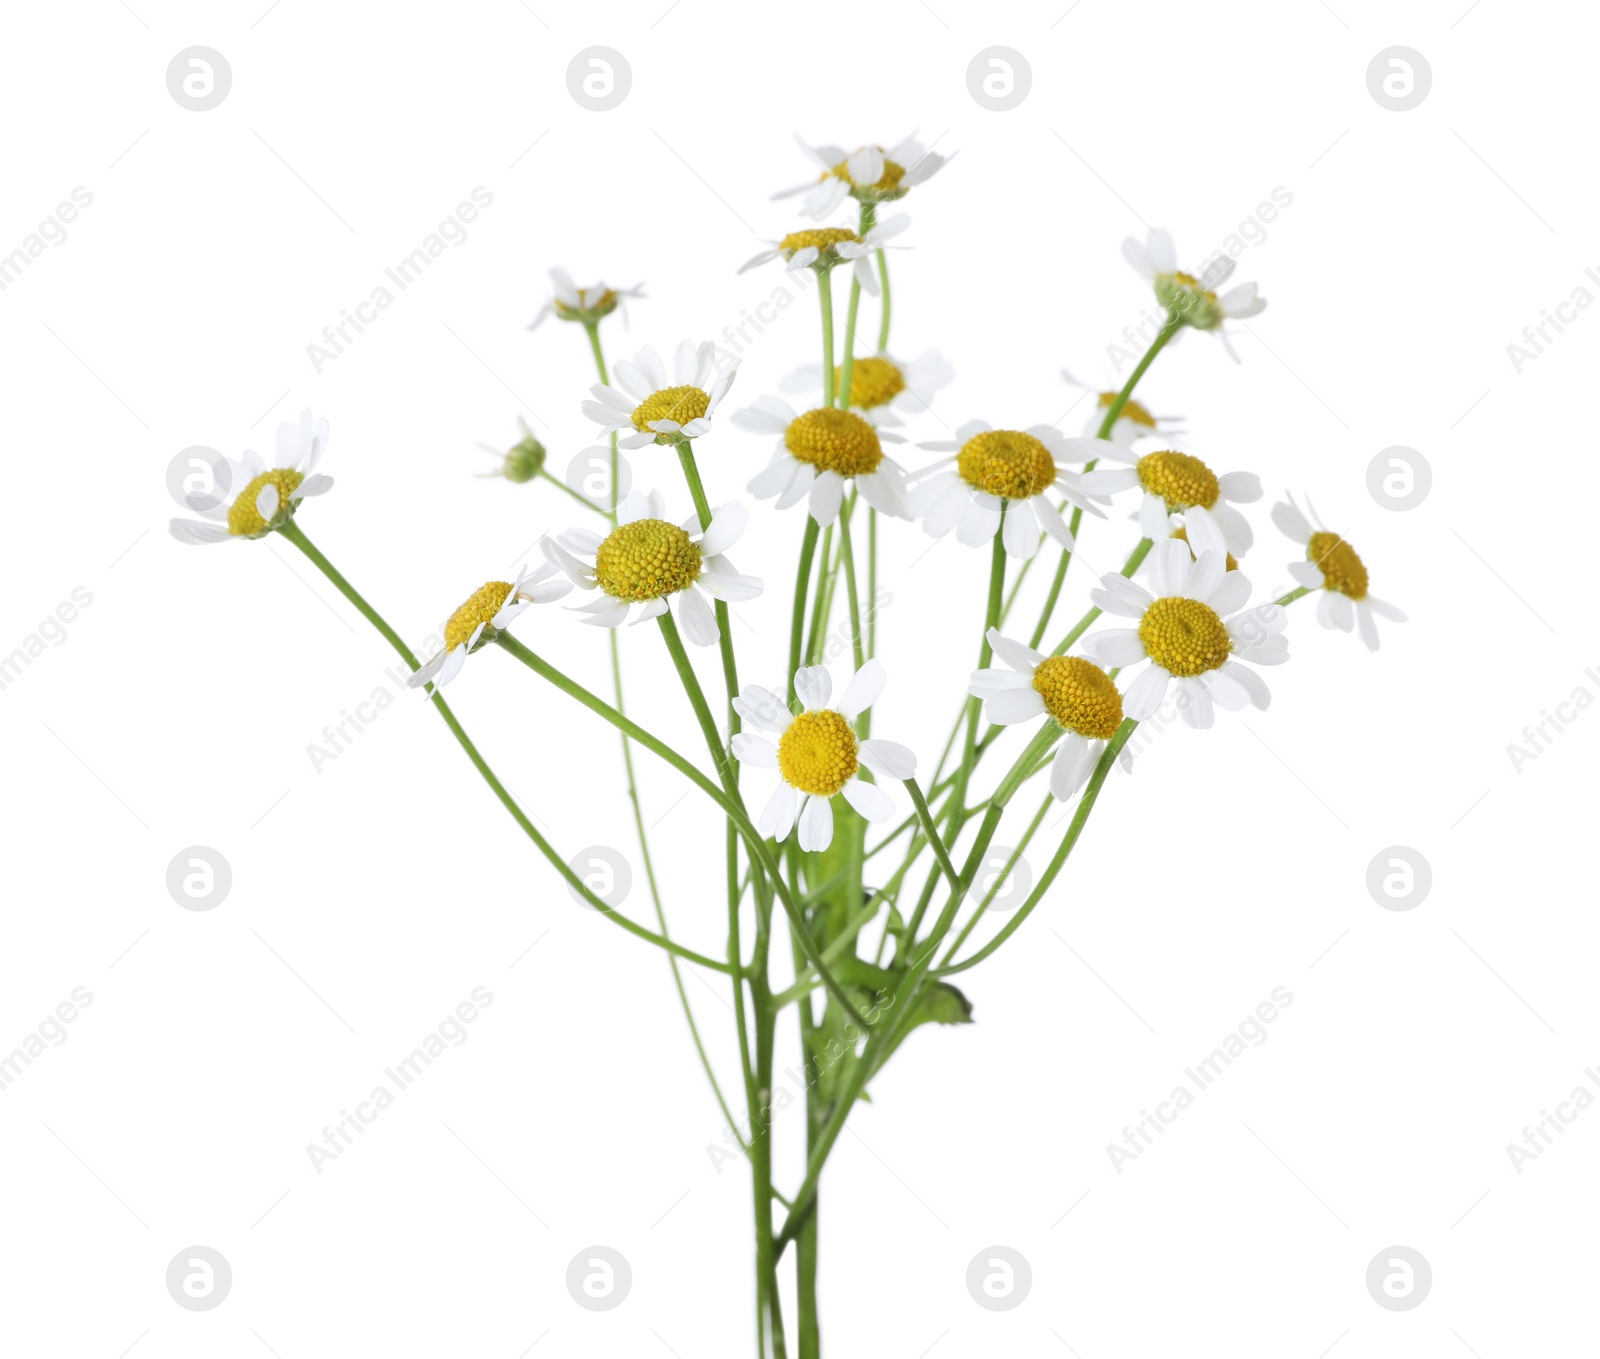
top-left (818, 268), bottom-right (836, 408)
top-left (789, 518), bottom-right (821, 707)
top-left (875, 249), bottom-right (892, 352)
top-left (939, 721), bottom-right (1136, 975)
top-left (535, 466), bottom-right (607, 517)
top-left (1050, 537), bottom-right (1153, 658)
top-left (836, 493), bottom-right (865, 675)
top-left (939, 793), bottom-right (1051, 965)
top-left (276, 520), bottom-right (731, 973)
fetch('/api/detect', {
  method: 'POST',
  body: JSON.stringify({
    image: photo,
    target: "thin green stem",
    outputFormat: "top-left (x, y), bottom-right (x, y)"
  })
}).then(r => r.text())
top-left (536, 466), bottom-right (607, 516)
top-left (789, 518), bottom-right (821, 707)
top-left (939, 721), bottom-right (1136, 975)
top-left (875, 249), bottom-right (892, 351)
top-left (836, 493), bottom-right (865, 675)
top-left (818, 268), bottom-right (836, 408)
top-left (1049, 537), bottom-right (1153, 657)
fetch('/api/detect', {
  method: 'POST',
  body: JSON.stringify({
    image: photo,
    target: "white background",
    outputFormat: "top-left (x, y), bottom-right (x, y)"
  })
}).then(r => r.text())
top-left (1, 1), bottom-right (1594, 1355)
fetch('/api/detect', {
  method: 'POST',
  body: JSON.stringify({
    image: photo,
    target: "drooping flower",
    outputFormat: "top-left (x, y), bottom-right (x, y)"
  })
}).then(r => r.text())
top-left (1273, 495), bottom-right (1406, 651)
top-left (407, 565), bottom-right (572, 691)
top-left (1061, 369), bottom-right (1183, 447)
top-left (732, 660), bottom-right (916, 851)
top-left (1122, 228), bottom-right (1265, 360)
top-left (969, 630), bottom-right (1125, 801)
top-left (542, 490), bottom-right (760, 646)
top-left (169, 408), bottom-right (334, 545)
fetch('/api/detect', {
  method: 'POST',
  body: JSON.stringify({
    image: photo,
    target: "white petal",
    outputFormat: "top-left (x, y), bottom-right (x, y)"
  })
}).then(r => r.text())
top-left (255, 482), bottom-right (280, 520)
top-left (675, 587), bottom-right (720, 646)
top-left (809, 469), bottom-right (846, 526)
top-left (1049, 733), bottom-right (1094, 802)
top-left (1272, 498), bottom-right (1313, 544)
top-left (1090, 575), bottom-right (1154, 619)
top-left (1219, 471), bottom-right (1263, 504)
top-left (699, 502), bottom-right (748, 556)
top-left (1083, 629), bottom-right (1147, 668)
top-left (1182, 506), bottom-right (1229, 561)
top-left (1033, 496), bottom-right (1076, 551)
top-left (794, 665), bottom-right (832, 711)
top-left (1078, 467), bottom-right (1141, 496)
top-left (797, 794), bottom-right (834, 852)
top-left (734, 685), bottom-right (792, 733)
top-left (1122, 664), bottom-right (1171, 720)
top-left (1002, 500), bottom-right (1040, 560)
top-left (1150, 538), bottom-right (1192, 598)
top-left (843, 777), bottom-right (894, 822)
top-left (838, 657), bottom-right (886, 720)
top-left (985, 688), bottom-right (1049, 724)
top-left (969, 668), bottom-right (1032, 697)
top-left (761, 782), bottom-right (798, 841)
top-left (956, 497), bottom-right (1002, 547)
top-left (698, 562), bottom-right (763, 602)
top-left (988, 628), bottom-right (1046, 673)
top-left (1176, 678), bottom-right (1214, 729)
top-left (169, 518), bottom-right (231, 545)
top-left (732, 733), bottom-right (778, 768)
top-left (847, 146), bottom-right (884, 185)
top-left (858, 739), bottom-right (917, 780)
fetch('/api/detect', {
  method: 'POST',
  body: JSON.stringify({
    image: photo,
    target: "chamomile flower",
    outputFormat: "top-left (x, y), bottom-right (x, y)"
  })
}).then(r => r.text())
top-left (168, 408), bottom-right (334, 545)
top-left (542, 490), bottom-right (761, 647)
top-left (476, 417), bottom-right (545, 483)
top-left (909, 419), bottom-right (1110, 560)
top-left (775, 134), bottom-right (950, 219)
top-left (1083, 539), bottom-right (1287, 729)
top-left (969, 630), bottom-right (1124, 801)
top-left (731, 660), bottom-right (917, 852)
top-left (528, 268), bottom-right (645, 330)
top-left (780, 350), bottom-right (955, 429)
top-left (582, 341), bottom-right (738, 450)
top-left (1122, 228), bottom-right (1265, 360)
top-left (406, 565), bottom-right (572, 691)
top-left (737, 217), bottom-right (909, 296)
top-left (1272, 495), bottom-right (1406, 651)
top-left (733, 395), bottom-right (911, 525)
top-left (1079, 447), bottom-right (1261, 559)
top-left (1061, 370), bottom-right (1183, 447)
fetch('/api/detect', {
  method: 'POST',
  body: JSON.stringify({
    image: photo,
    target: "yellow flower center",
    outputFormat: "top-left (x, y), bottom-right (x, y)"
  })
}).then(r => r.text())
top-left (594, 520), bottom-right (703, 601)
top-left (227, 468), bottom-right (304, 536)
top-left (777, 709), bottom-right (859, 797)
top-left (630, 385), bottom-right (711, 434)
top-left (1098, 391), bottom-right (1156, 428)
top-left (835, 356), bottom-right (905, 410)
top-left (828, 155), bottom-right (906, 191)
top-left (1172, 526), bottom-right (1236, 571)
top-left (444, 581), bottom-right (514, 651)
top-left (1032, 657), bottom-right (1124, 739)
top-left (956, 430), bottom-right (1057, 500)
top-left (1138, 597), bottom-right (1232, 677)
top-left (1136, 451), bottom-right (1219, 509)
top-left (779, 228), bottom-right (859, 255)
top-left (1308, 531), bottom-right (1369, 600)
top-left (784, 408), bottom-right (884, 477)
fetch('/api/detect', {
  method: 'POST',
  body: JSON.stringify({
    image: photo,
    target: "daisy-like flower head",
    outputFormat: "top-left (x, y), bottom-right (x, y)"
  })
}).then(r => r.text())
top-left (542, 490), bottom-right (761, 646)
top-left (737, 216), bottom-right (909, 296)
top-left (1122, 228), bottom-right (1265, 359)
top-left (731, 659), bottom-right (917, 851)
top-left (477, 417), bottom-right (545, 484)
top-left (734, 395), bottom-right (911, 526)
top-left (1061, 370), bottom-right (1183, 448)
top-left (776, 134), bottom-right (950, 219)
top-left (1079, 446), bottom-right (1262, 559)
top-left (970, 629), bottom-right (1125, 802)
top-left (528, 267), bottom-right (645, 330)
top-left (406, 564), bottom-right (573, 691)
top-left (1272, 495), bottom-right (1406, 651)
top-left (1083, 539), bottom-right (1287, 730)
top-left (169, 408), bottom-right (334, 545)
top-left (780, 350), bottom-right (955, 429)
top-left (582, 341), bottom-right (739, 450)
top-left (908, 419), bottom-right (1110, 561)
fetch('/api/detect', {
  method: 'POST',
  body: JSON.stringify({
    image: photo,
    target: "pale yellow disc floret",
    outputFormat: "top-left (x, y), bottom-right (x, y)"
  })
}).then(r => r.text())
top-left (1136, 451), bottom-right (1220, 509)
top-left (835, 356), bottom-right (906, 411)
top-left (1098, 391), bottom-right (1157, 428)
top-left (956, 430), bottom-right (1058, 500)
top-left (777, 709), bottom-right (859, 797)
top-left (1308, 531), bottom-right (1369, 600)
top-left (780, 228), bottom-right (859, 255)
top-left (1138, 597), bottom-right (1232, 677)
top-left (784, 408), bottom-right (884, 477)
top-left (594, 520), bottom-right (702, 601)
top-left (444, 581), bottom-right (513, 651)
top-left (228, 468), bottom-right (304, 537)
top-left (1031, 657), bottom-right (1124, 739)
top-left (630, 386), bottom-right (711, 434)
